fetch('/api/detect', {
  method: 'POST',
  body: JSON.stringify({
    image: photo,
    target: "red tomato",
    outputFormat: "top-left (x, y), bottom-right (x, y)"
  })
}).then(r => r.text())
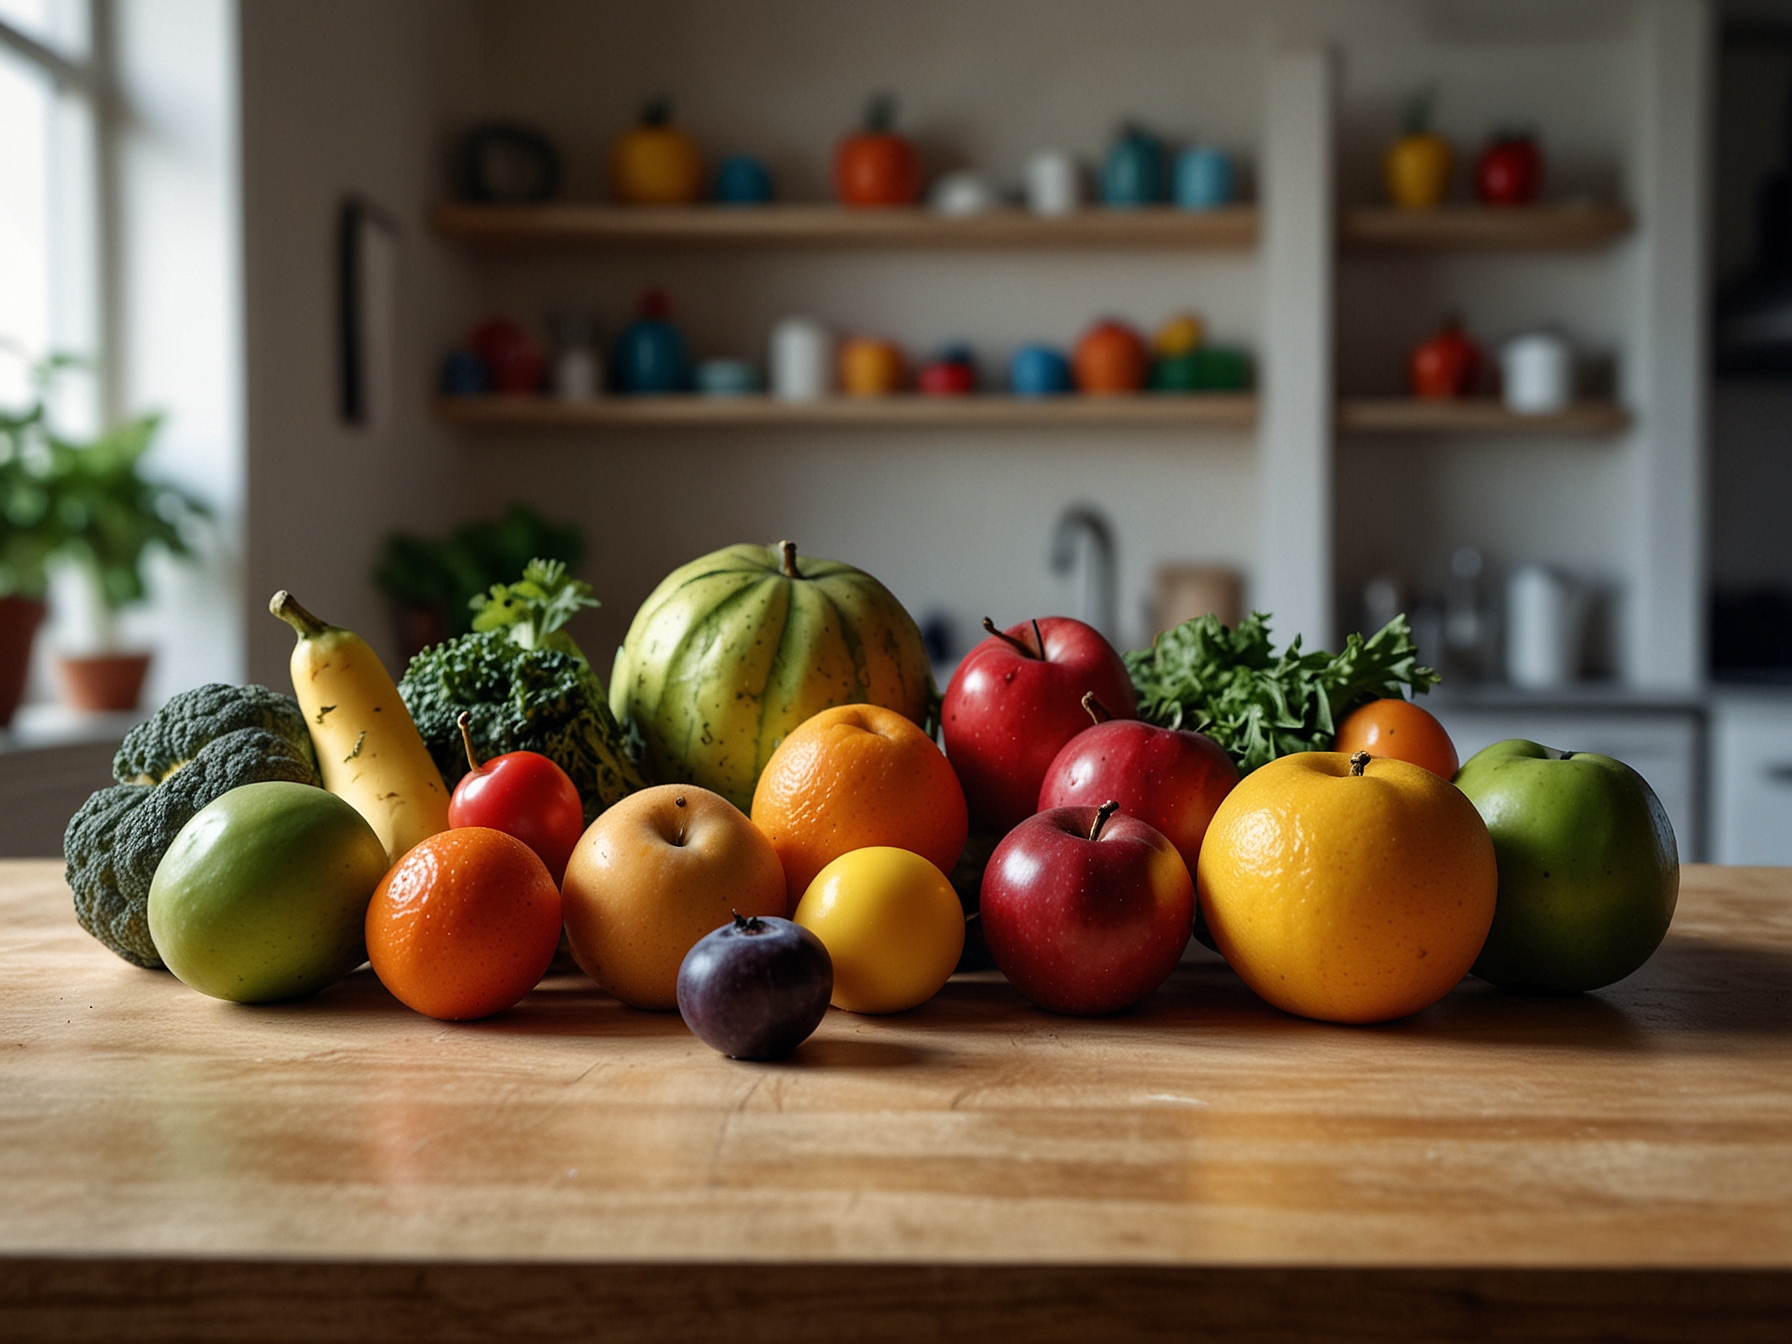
top-left (1333, 698), bottom-right (1460, 780)
top-left (1409, 319), bottom-right (1482, 399)
top-left (1073, 320), bottom-right (1149, 394)
top-left (447, 716), bottom-right (586, 884)
top-left (1475, 135), bottom-right (1543, 206)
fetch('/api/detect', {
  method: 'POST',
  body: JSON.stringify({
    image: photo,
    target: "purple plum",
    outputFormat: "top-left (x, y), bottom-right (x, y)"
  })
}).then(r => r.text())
top-left (676, 914), bottom-right (832, 1060)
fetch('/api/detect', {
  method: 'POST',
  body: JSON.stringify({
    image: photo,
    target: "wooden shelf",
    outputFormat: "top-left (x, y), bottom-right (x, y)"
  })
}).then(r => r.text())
top-left (431, 202), bottom-right (1259, 250)
top-left (1337, 397), bottom-right (1632, 435)
top-left (1339, 204), bottom-right (1633, 252)
top-left (436, 393), bottom-right (1258, 430)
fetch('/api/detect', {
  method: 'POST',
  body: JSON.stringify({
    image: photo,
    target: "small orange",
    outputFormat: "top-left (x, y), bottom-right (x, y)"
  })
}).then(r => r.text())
top-left (1196, 751), bottom-right (1496, 1024)
top-left (366, 827), bottom-right (563, 1021)
top-left (752, 703), bottom-right (968, 911)
top-left (1334, 697), bottom-right (1459, 779)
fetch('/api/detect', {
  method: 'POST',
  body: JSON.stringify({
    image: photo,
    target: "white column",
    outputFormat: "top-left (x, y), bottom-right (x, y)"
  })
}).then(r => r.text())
top-left (1257, 47), bottom-right (1335, 652)
top-left (1630, 0), bottom-right (1710, 690)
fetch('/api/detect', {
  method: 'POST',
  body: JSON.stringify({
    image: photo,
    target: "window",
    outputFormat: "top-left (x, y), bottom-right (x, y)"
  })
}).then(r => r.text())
top-left (0, 0), bottom-right (104, 435)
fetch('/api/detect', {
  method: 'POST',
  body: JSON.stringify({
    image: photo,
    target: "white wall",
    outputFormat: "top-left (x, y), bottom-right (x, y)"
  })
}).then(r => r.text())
top-left (113, 0), bottom-right (244, 697)
top-left (225, 0), bottom-right (1706, 693)
top-left (238, 0), bottom-right (482, 687)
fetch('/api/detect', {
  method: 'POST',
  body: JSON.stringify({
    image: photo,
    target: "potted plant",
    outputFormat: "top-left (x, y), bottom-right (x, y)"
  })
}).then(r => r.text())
top-left (373, 503), bottom-right (583, 659)
top-left (0, 364), bottom-right (66, 726)
top-left (1, 351), bottom-right (209, 715)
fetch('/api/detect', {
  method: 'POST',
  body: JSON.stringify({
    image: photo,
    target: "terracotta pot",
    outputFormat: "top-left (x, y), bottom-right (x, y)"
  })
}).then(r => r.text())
top-left (0, 597), bottom-right (47, 728)
top-left (57, 652), bottom-right (152, 714)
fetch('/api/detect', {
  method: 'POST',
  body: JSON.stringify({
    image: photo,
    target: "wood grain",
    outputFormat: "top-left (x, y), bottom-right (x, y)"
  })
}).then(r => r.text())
top-left (3, 860), bottom-right (1789, 1340)
top-left (435, 393), bottom-right (1258, 431)
top-left (431, 202), bottom-right (1260, 250)
top-left (1339, 204), bottom-right (1634, 251)
top-left (1337, 397), bottom-right (1632, 436)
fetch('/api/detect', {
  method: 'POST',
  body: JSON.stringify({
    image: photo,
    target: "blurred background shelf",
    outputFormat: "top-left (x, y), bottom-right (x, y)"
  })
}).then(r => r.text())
top-left (1339, 204), bottom-right (1633, 252)
top-left (1336, 398), bottom-right (1632, 435)
top-left (431, 203), bottom-right (1260, 251)
top-left (436, 394), bottom-right (1259, 430)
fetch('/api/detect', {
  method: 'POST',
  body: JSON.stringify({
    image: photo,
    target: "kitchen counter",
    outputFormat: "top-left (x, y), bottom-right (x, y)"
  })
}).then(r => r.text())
top-left (2, 859), bottom-right (1788, 1341)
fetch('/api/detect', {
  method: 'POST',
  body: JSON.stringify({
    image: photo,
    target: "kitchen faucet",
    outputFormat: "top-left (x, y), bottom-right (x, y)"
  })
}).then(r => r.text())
top-left (1050, 504), bottom-right (1118, 644)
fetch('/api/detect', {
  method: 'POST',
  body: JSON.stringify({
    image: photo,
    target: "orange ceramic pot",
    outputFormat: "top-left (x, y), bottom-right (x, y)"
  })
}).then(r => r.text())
top-left (57, 652), bottom-right (152, 714)
top-left (1073, 320), bottom-right (1149, 394)
top-left (840, 338), bottom-right (906, 395)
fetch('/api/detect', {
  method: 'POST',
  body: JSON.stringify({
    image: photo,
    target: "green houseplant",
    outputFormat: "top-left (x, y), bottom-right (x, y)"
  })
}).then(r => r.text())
top-left (1, 351), bottom-right (209, 716)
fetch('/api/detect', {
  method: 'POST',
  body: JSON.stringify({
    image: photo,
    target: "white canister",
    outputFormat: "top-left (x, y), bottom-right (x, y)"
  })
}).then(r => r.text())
top-left (1500, 332), bottom-right (1573, 415)
top-left (1025, 152), bottom-right (1080, 217)
top-left (770, 318), bottom-right (832, 401)
top-left (1506, 564), bottom-right (1587, 688)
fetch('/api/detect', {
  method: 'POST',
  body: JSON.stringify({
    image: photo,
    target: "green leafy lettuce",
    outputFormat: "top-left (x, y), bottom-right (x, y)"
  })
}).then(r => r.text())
top-left (1123, 612), bottom-right (1439, 774)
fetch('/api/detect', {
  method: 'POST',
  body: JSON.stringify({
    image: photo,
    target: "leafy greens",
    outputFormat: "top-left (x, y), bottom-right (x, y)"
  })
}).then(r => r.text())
top-left (1123, 612), bottom-right (1439, 774)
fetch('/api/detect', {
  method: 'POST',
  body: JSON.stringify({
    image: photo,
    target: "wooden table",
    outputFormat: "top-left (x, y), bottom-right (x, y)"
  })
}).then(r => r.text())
top-left (2, 859), bottom-right (1788, 1341)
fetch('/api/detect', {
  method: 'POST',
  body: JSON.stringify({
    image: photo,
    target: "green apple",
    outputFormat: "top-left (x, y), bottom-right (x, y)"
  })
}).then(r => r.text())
top-left (148, 781), bottom-right (389, 1003)
top-left (1453, 739), bottom-right (1677, 993)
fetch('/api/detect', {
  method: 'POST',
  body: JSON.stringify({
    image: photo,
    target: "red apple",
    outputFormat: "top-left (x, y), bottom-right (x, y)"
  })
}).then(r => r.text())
top-left (447, 713), bottom-right (586, 884)
top-left (980, 801), bottom-right (1194, 1015)
top-left (942, 616), bottom-right (1138, 833)
top-left (1037, 694), bottom-right (1239, 876)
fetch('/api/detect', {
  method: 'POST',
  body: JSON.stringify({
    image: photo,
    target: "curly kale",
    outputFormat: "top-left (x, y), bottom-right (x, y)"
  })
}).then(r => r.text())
top-left (113, 682), bottom-right (315, 784)
top-left (399, 629), bottom-right (644, 823)
top-left (64, 728), bottom-right (323, 968)
top-left (1124, 612), bottom-right (1439, 774)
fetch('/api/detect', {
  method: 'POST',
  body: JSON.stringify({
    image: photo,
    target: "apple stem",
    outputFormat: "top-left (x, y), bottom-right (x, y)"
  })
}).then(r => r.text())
top-left (456, 712), bottom-right (481, 773)
top-left (982, 616), bottom-right (1042, 659)
top-left (1349, 750), bottom-right (1371, 777)
top-left (674, 794), bottom-right (688, 846)
top-left (1089, 799), bottom-right (1121, 842)
top-left (1082, 692), bottom-right (1112, 725)
top-left (779, 540), bottom-right (802, 579)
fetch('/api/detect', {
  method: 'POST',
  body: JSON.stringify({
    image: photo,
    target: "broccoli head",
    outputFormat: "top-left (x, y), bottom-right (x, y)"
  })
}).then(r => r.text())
top-left (65, 727), bottom-right (324, 969)
top-left (399, 629), bottom-right (644, 823)
top-left (113, 682), bottom-right (316, 784)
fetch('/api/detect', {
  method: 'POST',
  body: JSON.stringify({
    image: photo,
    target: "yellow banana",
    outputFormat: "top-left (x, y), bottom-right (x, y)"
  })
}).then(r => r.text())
top-left (270, 591), bottom-right (449, 864)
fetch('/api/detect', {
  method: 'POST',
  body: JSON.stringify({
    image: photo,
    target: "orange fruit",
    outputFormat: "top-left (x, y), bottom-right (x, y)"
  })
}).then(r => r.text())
top-left (752, 704), bottom-right (968, 910)
top-left (366, 827), bottom-right (563, 1021)
top-left (1334, 697), bottom-right (1460, 780)
top-left (1195, 751), bottom-right (1496, 1024)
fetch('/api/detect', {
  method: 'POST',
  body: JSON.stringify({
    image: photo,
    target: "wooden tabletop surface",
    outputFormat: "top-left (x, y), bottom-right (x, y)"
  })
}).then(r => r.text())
top-left (3, 858), bottom-right (1789, 1341)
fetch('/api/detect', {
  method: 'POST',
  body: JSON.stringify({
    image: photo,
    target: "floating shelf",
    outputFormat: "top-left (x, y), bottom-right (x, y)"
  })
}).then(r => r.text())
top-left (431, 203), bottom-right (1260, 250)
top-left (1337, 397), bottom-right (1632, 435)
top-left (1339, 204), bottom-right (1633, 252)
top-left (435, 393), bottom-right (1258, 430)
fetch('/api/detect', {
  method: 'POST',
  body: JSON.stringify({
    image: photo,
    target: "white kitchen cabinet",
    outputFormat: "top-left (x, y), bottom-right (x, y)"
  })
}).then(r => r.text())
top-left (1429, 700), bottom-right (1704, 861)
top-left (1710, 693), bottom-right (1792, 865)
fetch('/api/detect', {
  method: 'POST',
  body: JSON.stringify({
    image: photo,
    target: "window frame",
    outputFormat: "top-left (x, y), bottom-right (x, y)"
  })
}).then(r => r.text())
top-left (0, 0), bottom-right (122, 425)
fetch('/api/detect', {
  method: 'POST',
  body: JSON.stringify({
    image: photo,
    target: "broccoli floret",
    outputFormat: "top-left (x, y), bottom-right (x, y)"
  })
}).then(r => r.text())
top-left (399, 629), bottom-right (644, 823)
top-left (113, 682), bottom-right (316, 784)
top-left (65, 727), bottom-right (324, 969)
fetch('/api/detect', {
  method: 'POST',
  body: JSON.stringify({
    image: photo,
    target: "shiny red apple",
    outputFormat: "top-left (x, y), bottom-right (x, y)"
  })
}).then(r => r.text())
top-left (447, 713), bottom-right (586, 883)
top-left (980, 801), bottom-right (1194, 1015)
top-left (1037, 694), bottom-right (1239, 876)
top-left (942, 616), bottom-right (1138, 833)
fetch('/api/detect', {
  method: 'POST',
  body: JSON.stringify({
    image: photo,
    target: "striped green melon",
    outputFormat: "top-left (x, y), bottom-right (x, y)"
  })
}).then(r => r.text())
top-left (610, 541), bottom-right (934, 811)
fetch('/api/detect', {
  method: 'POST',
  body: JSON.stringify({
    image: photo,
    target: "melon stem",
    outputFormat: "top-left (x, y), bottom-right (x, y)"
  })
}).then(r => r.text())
top-left (779, 540), bottom-right (802, 579)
